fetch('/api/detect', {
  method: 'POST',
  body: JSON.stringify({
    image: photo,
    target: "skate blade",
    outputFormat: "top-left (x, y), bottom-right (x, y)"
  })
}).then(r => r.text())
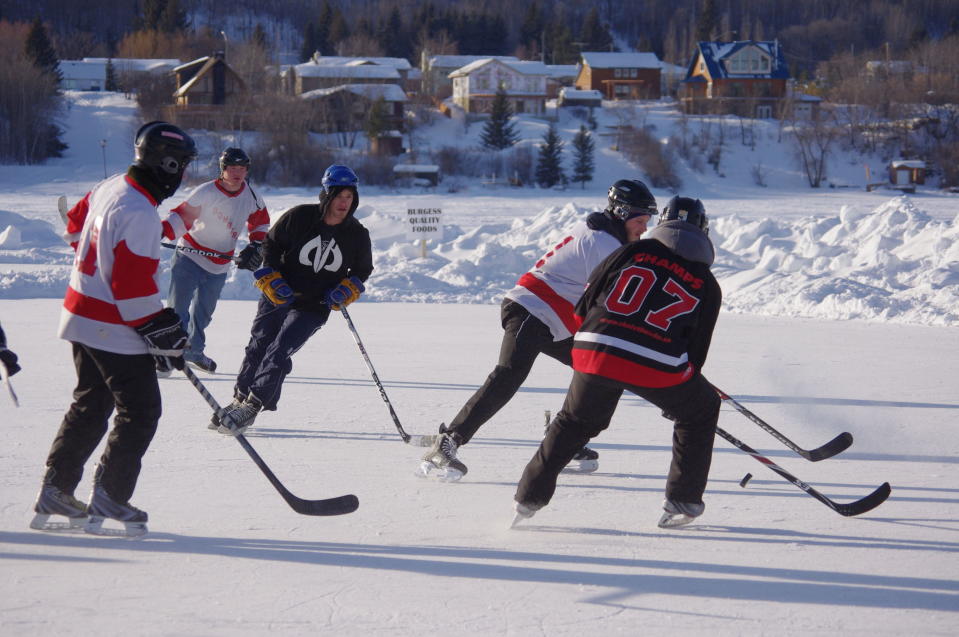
top-left (561, 459), bottom-right (599, 474)
top-left (657, 512), bottom-right (697, 529)
top-left (84, 515), bottom-right (148, 538)
top-left (29, 513), bottom-right (87, 532)
top-left (187, 361), bottom-right (216, 374)
top-left (415, 462), bottom-right (464, 482)
top-left (217, 423), bottom-right (250, 436)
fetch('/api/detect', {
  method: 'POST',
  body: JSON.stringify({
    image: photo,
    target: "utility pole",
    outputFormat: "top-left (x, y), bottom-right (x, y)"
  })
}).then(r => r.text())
top-left (100, 139), bottom-right (107, 178)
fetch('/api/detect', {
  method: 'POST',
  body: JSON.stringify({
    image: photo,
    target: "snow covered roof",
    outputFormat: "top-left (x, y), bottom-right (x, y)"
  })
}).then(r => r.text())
top-left (580, 52), bottom-right (661, 69)
top-left (60, 60), bottom-right (106, 80)
top-left (293, 64), bottom-right (401, 80)
top-left (429, 55), bottom-right (518, 69)
top-left (545, 64), bottom-right (578, 79)
top-left (301, 83), bottom-right (408, 102)
top-left (891, 160), bottom-right (926, 169)
top-left (559, 88), bottom-right (603, 100)
top-left (78, 57), bottom-right (181, 73)
top-left (393, 164), bottom-right (439, 172)
top-left (310, 55), bottom-right (412, 71)
top-left (449, 58), bottom-right (550, 78)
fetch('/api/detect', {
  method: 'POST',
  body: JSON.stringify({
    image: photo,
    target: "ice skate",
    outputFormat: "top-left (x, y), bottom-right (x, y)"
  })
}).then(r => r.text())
top-left (29, 482), bottom-right (88, 531)
top-left (657, 499), bottom-right (705, 529)
top-left (155, 358), bottom-right (173, 378)
top-left (218, 393), bottom-right (262, 435)
top-left (84, 483), bottom-right (148, 538)
top-left (561, 446), bottom-right (599, 473)
top-left (186, 352), bottom-right (217, 374)
top-left (210, 393), bottom-right (245, 431)
top-left (416, 432), bottom-right (467, 481)
top-left (510, 501), bottom-right (540, 528)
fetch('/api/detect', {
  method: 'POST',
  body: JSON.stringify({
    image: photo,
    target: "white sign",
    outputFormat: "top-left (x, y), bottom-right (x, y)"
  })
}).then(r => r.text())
top-left (405, 206), bottom-right (443, 241)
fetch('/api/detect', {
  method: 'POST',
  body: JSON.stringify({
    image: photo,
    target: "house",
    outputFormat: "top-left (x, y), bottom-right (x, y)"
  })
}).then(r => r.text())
top-left (301, 83), bottom-right (408, 134)
top-left (557, 87), bottom-right (602, 108)
top-left (575, 52), bottom-right (662, 100)
top-left (420, 54), bottom-right (520, 100)
top-left (889, 159), bottom-right (926, 192)
top-left (283, 59), bottom-right (402, 95)
top-left (544, 64), bottom-right (578, 99)
top-left (679, 40), bottom-right (790, 118)
top-left (449, 58), bottom-right (550, 115)
top-left (59, 57), bottom-right (181, 91)
top-left (167, 53), bottom-right (248, 129)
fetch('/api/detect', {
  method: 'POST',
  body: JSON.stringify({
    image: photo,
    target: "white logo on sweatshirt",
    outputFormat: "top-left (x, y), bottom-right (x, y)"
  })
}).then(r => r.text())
top-left (299, 235), bottom-right (342, 273)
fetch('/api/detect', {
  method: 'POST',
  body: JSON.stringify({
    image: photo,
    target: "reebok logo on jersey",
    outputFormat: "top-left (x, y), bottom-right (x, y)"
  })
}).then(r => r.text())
top-left (299, 235), bottom-right (343, 273)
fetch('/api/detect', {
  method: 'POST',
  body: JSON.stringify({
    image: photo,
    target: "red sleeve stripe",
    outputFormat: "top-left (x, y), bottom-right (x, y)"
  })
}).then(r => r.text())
top-left (247, 208), bottom-right (270, 241)
top-left (572, 348), bottom-right (694, 388)
top-left (111, 240), bottom-right (159, 300)
top-left (64, 286), bottom-right (125, 324)
top-left (516, 272), bottom-right (579, 336)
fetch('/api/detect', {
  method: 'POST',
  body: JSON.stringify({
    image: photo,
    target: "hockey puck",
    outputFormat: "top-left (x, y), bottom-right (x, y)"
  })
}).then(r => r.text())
top-left (739, 473), bottom-right (753, 488)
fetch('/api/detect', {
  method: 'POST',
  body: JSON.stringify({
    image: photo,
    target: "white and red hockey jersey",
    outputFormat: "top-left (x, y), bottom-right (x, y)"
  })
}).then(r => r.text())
top-left (505, 220), bottom-right (623, 341)
top-left (162, 179), bottom-right (269, 274)
top-left (59, 174), bottom-right (165, 355)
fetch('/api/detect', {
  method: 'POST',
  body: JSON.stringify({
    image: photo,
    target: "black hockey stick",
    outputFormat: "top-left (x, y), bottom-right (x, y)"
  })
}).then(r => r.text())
top-left (181, 365), bottom-right (359, 516)
top-left (161, 242), bottom-right (240, 262)
top-left (339, 306), bottom-right (434, 446)
top-left (714, 385), bottom-right (853, 461)
top-left (716, 426), bottom-right (890, 516)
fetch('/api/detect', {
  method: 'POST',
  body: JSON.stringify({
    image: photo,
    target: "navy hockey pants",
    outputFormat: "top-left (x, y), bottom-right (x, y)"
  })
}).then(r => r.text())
top-left (447, 299), bottom-right (573, 444)
top-left (44, 343), bottom-right (161, 502)
top-left (235, 296), bottom-right (330, 410)
top-left (515, 370), bottom-right (720, 509)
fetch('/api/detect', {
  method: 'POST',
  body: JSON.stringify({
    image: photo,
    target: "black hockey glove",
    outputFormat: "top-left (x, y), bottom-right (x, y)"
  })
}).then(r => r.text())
top-left (0, 324), bottom-right (20, 377)
top-left (134, 308), bottom-right (187, 370)
top-left (236, 241), bottom-right (263, 271)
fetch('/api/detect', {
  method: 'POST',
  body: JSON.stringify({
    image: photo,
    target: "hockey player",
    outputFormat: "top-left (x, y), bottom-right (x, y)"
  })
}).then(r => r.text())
top-left (31, 121), bottom-right (195, 537)
top-left (512, 196), bottom-right (722, 529)
top-left (0, 322), bottom-right (20, 378)
top-left (213, 164), bottom-right (373, 434)
top-left (419, 179), bottom-right (659, 481)
top-left (161, 147), bottom-right (270, 375)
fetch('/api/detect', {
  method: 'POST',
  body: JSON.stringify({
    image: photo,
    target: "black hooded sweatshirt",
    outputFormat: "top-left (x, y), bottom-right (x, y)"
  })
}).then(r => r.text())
top-left (262, 186), bottom-right (373, 312)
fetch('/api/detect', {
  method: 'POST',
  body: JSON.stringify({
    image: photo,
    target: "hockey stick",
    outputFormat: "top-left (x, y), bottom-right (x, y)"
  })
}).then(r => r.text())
top-left (714, 385), bottom-right (853, 461)
top-left (339, 306), bottom-right (434, 446)
top-left (181, 365), bottom-right (359, 516)
top-left (716, 426), bottom-right (890, 516)
top-left (161, 242), bottom-right (240, 262)
top-left (57, 195), bottom-right (69, 225)
top-left (0, 358), bottom-right (19, 407)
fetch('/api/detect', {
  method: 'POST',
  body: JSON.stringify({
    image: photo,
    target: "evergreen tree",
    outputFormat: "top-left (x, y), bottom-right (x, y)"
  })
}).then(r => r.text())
top-left (520, 1), bottom-right (543, 52)
top-left (315, 2), bottom-right (332, 56)
top-left (105, 58), bottom-right (118, 91)
top-left (25, 17), bottom-right (60, 81)
top-left (364, 97), bottom-right (389, 142)
top-left (300, 22), bottom-right (318, 62)
top-left (696, 0), bottom-right (719, 42)
top-left (579, 8), bottom-right (613, 52)
top-left (157, 0), bottom-right (189, 33)
top-left (328, 9), bottom-right (351, 48)
top-left (535, 124), bottom-right (565, 188)
top-left (480, 87), bottom-right (519, 150)
top-left (379, 8), bottom-right (408, 59)
top-left (251, 23), bottom-right (268, 50)
top-left (570, 125), bottom-right (595, 189)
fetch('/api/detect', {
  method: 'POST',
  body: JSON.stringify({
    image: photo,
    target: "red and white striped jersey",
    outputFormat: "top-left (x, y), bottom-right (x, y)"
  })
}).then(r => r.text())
top-left (162, 179), bottom-right (269, 274)
top-left (58, 174), bottom-right (165, 354)
top-left (505, 221), bottom-right (622, 341)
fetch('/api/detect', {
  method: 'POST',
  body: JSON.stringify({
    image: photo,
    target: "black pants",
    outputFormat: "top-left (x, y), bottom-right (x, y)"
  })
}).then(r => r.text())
top-left (43, 343), bottom-right (161, 503)
top-left (447, 300), bottom-right (573, 444)
top-left (515, 370), bottom-right (720, 509)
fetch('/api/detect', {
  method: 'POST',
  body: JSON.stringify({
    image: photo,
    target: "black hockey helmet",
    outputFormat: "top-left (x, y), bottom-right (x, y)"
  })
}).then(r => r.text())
top-left (660, 196), bottom-right (709, 235)
top-left (606, 179), bottom-right (658, 222)
top-left (133, 121), bottom-right (197, 200)
top-left (219, 147), bottom-right (251, 173)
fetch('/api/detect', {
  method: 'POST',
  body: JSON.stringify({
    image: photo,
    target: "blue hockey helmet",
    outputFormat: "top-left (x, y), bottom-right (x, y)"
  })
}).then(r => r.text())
top-left (321, 165), bottom-right (359, 194)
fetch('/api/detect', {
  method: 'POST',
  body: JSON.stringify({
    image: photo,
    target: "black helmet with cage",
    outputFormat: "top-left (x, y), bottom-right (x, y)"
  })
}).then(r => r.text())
top-left (605, 179), bottom-right (658, 222)
top-left (133, 121), bottom-right (197, 200)
top-left (660, 196), bottom-right (709, 235)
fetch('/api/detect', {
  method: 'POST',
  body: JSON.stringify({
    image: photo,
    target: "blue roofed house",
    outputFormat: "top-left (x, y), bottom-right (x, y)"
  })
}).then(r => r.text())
top-left (680, 40), bottom-right (790, 118)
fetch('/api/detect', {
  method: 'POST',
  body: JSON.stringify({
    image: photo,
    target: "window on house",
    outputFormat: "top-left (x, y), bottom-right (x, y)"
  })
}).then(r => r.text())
top-left (614, 68), bottom-right (622, 78)
top-left (630, 68), bottom-right (638, 78)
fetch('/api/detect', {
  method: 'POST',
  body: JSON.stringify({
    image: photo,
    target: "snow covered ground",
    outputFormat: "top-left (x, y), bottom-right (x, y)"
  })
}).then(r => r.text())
top-left (0, 91), bottom-right (957, 635)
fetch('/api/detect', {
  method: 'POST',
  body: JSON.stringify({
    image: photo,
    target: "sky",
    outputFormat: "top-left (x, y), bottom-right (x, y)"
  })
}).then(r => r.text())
top-left (0, 91), bottom-right (956, 636)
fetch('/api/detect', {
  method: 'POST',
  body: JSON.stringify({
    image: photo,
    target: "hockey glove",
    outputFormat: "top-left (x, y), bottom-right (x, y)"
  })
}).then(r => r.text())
top-left (134, 307), bottom-right (187, 370)
top-left (236, 241), bottom-right (263, 271)
top-left (0, 325), bottom-right (20, 377)
top-left (254, 267), bottom-right (294, 306)
top-left (326, 276), bottom-right (365, 310)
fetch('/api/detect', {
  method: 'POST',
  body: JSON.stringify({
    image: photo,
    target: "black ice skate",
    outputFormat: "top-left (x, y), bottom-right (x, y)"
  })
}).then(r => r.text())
top-left (29, 482), bottom-right (88, 531)
top-left (561, 446), bottom-right (600, 474)
top-left (417, 432), bottom-right (468, 481)
top-left (186, 353), bottom-right (217, 374)
top-left (219, 393), bottom-right (263, 435)
top-left (657, 498), bottom-right (705, 529)
top-left (85, 484), bottom-right (148, 537)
